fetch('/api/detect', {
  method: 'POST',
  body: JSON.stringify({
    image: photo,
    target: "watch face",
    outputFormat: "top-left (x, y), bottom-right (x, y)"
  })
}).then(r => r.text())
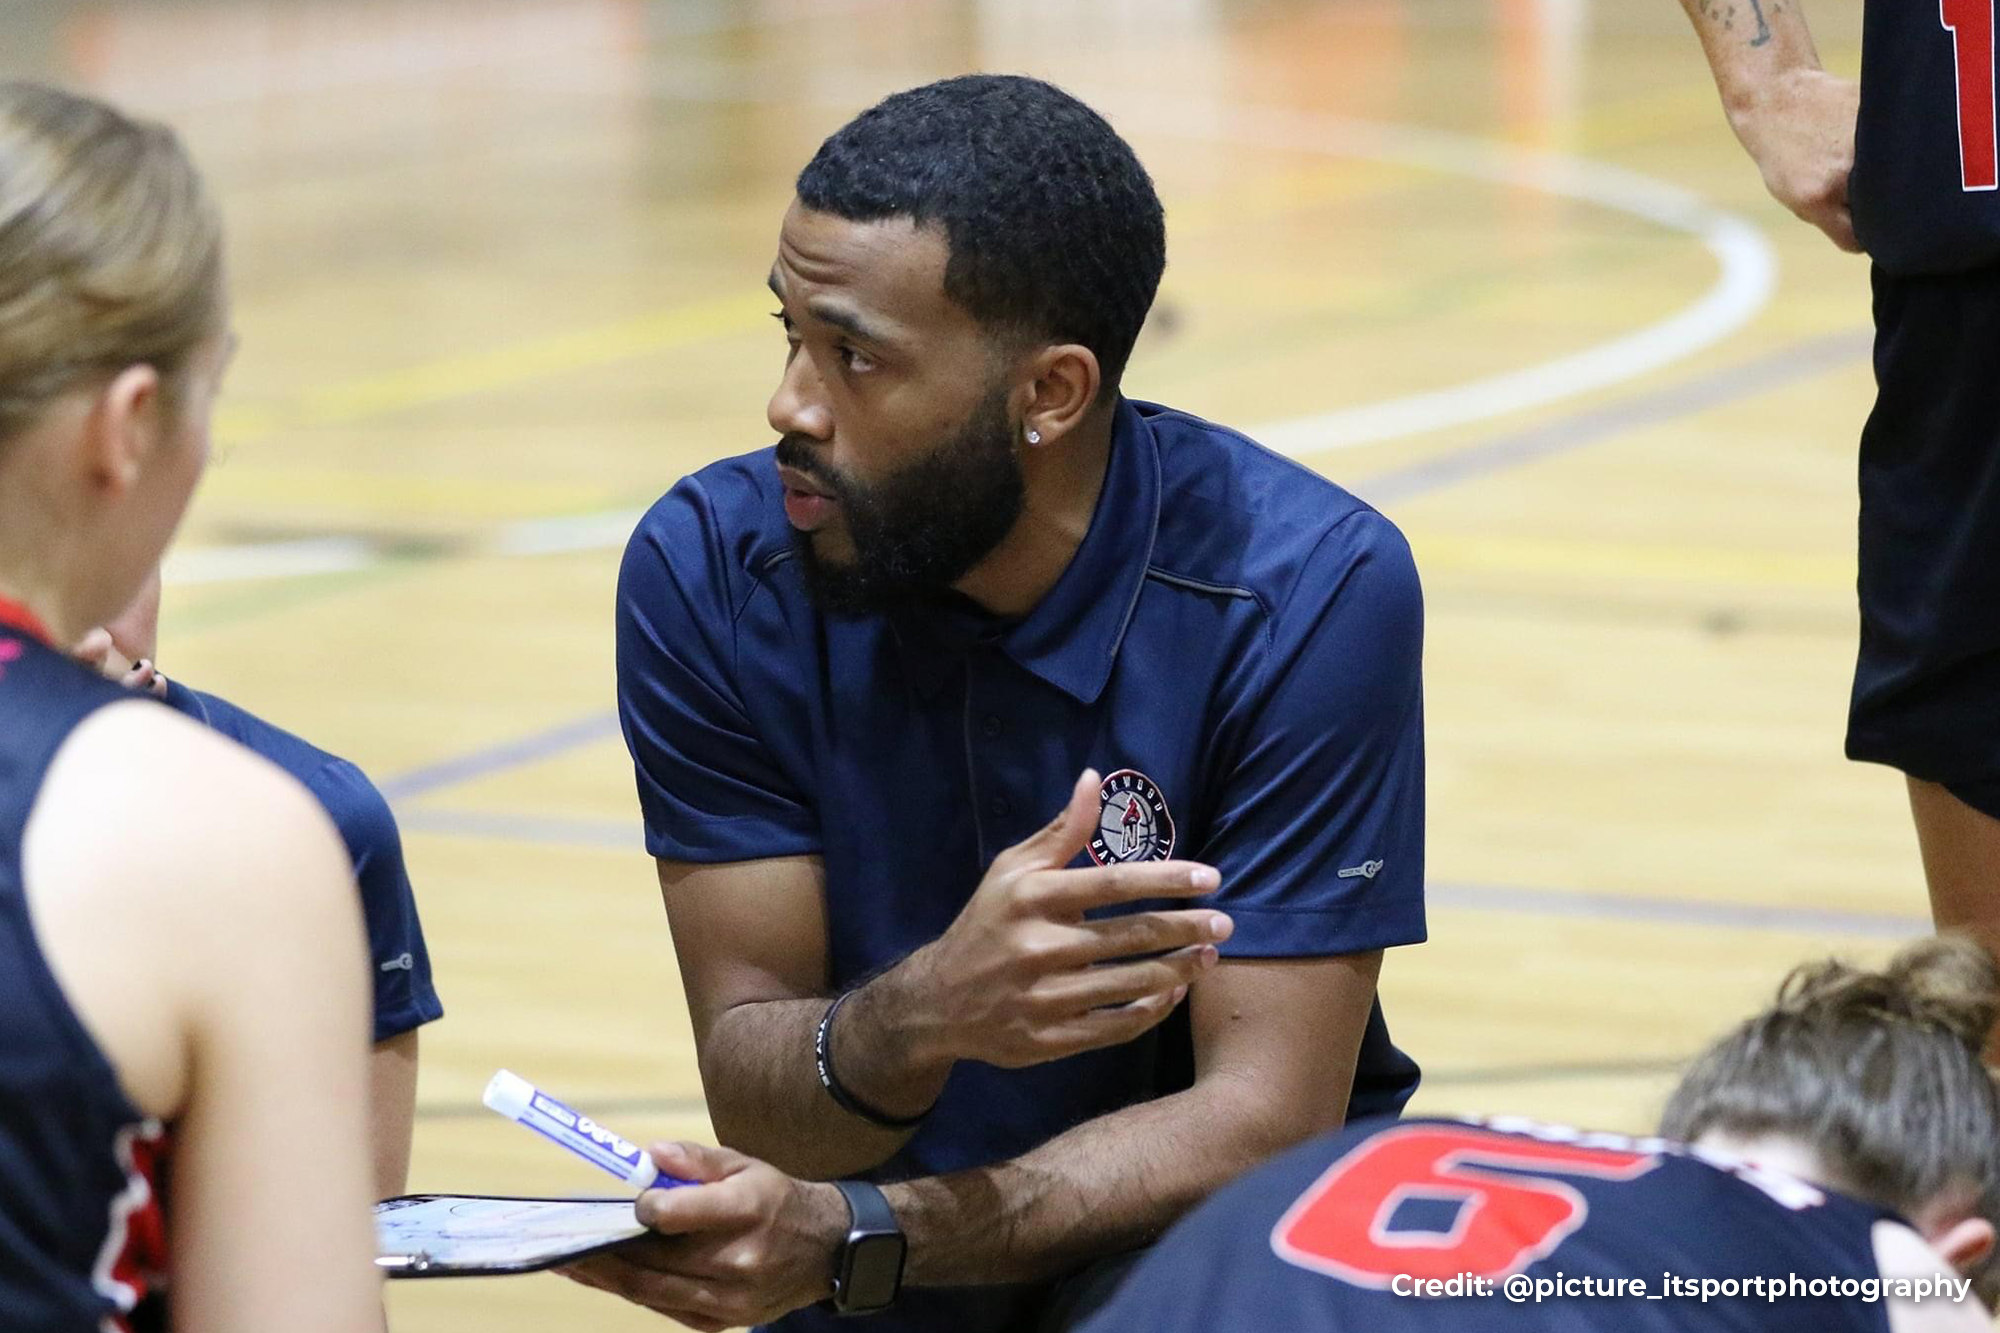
top-left (840, 1231), bottom-right (907, 1312)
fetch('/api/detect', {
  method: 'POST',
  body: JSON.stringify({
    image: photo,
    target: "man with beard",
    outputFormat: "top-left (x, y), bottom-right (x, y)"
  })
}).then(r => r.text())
top-left (598, 74), bottom-right (1425, 1333)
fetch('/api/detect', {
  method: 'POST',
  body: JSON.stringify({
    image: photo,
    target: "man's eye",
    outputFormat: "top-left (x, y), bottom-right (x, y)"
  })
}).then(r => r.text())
top-left (840, 346), bottom-right (876, 373)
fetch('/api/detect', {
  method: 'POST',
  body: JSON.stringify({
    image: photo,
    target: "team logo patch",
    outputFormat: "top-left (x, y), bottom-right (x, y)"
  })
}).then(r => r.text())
top-left (1088, 768), bottom-right (1176, 864)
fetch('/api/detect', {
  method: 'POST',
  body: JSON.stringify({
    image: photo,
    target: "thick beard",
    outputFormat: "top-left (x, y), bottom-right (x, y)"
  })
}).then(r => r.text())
top-left (785, 388), bottom-right (1025, 617)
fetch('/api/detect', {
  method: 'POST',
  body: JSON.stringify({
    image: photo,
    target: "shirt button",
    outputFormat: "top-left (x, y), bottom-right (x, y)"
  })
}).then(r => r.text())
top-left (989, 796), bottom-right (1012, 818)
top-left (981, 714), bottom-right (1004, 739)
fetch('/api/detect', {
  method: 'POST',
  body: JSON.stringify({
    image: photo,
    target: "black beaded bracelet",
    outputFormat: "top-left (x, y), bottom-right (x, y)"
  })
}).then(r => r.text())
top-left (814, 990), bottom-right (935, 1131)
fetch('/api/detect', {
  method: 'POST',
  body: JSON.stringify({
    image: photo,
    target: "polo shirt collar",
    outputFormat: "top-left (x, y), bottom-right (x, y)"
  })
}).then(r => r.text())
top-left (889, 397), bottom-right (1160, 705)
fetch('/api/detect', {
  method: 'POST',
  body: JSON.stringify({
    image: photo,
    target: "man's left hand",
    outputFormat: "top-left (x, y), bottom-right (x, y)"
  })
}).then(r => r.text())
top-left (1726, 66), bottom-right (1862, 253)
top-left (563, 1141), bottom-right (848, 1332)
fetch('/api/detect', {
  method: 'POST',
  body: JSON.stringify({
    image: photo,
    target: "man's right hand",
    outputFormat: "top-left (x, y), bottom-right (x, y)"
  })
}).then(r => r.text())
top-left (886, 768), bottom-right (1232, 1070)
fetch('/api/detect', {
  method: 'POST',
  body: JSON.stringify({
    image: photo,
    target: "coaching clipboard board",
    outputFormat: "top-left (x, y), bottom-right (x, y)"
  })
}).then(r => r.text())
top-left (374, 1194), bottom-right (648, 1277)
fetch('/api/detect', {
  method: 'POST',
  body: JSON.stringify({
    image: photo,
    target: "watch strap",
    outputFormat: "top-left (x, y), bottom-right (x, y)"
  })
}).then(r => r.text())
top-left (832, 1178), bottom-right (898, 1236)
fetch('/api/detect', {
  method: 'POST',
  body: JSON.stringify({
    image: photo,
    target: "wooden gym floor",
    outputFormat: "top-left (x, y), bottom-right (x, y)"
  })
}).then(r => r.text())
top-left (0, 2), bottom-right (1917, 1328)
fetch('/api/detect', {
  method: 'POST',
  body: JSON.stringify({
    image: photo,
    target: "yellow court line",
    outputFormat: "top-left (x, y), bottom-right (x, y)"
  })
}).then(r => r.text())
top-left (196, 464), bottom-right (613, 521)
top-left (213, 290), bottom-right (774, 448)
top-left (199, 86), bottom-right (1760, 484)
top-left (1553, 83), bottom-right (1720, 153)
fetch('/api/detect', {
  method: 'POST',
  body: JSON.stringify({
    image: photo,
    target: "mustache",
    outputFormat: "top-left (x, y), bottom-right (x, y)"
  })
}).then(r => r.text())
top-left (774, 434), bottom-right (846, 497)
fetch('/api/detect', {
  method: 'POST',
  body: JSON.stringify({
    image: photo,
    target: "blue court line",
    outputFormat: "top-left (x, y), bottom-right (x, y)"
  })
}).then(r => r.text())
top-left (1426, 881), bottom-right (1926, 940)
top-left (388, 799), bottom-right (1933, 941)
top-left (376, 328), bottom-right (1874, 806)
top-left (1353, 328), bottom-right (1871, 506)
top-left (376, 711), bottom-right (622, 802)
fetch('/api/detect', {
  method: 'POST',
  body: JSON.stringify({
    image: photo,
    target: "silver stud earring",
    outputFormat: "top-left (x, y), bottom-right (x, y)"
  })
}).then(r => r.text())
top-left (1026, 428), bottom-right (1042, 445)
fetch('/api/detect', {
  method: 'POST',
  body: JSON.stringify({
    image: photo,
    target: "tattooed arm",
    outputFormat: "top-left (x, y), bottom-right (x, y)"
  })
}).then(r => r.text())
top-left (1679, 0), bottom-right (1861, 252)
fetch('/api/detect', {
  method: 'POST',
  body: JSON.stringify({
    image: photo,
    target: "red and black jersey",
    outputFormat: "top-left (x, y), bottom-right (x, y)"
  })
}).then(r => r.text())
top-left (0, 622), bottom-right (170, 1332)
top-left (1079, 1116), bottom-right (1904, 1333)
top-left (1853, 1), bottom-right (2000, 272)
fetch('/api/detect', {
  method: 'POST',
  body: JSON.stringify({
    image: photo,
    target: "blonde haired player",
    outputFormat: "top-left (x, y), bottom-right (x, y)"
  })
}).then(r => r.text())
top-left (0, 82), bottom-right (377, 1332)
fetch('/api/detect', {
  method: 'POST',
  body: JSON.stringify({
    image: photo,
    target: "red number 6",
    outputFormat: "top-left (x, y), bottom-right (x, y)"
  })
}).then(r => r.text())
top-left (1270, 1125), bottom-right (1662, 1288)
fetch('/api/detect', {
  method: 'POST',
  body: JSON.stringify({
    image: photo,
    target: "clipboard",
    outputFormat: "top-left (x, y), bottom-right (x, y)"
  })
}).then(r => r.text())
top-left (374, 1193), bottom-right (649, 1277)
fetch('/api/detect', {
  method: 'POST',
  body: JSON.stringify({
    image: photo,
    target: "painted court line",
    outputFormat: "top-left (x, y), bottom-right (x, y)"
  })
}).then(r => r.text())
top-left (1427, 882), bottom-right (1926, 941)
top-left (387, 792), bottom-right (1936, 944)
top-left (410, 1055), bottom-right (1696, 1120)
top-left (1136, 102), bottom-right (1781, 457)
top-left (170, 323), bottom-right (1863, 589)
top-left (374, 317), bottom-right (1871, 806)
top-left (167, 98), bottom-right (1781, 586)
top-left (1355, 327), bottom-right (1871, 506)
top-left (376, 711), bottom-right (623, 802)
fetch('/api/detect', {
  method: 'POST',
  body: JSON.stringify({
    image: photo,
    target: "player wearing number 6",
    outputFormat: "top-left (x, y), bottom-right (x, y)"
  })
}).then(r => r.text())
top-left (1678, 2), bottom-right (2000, 1012)
top-left (1080, 934), bottom-right (2000, 1332)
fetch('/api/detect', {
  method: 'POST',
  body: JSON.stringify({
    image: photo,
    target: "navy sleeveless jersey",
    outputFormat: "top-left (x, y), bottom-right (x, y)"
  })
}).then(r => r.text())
top-left (0, 625), bottom-right (167, 1333)
top-left (1853, 1), bottom-right (2000, 273)
top-left (1079, 1117), bottom-right (1903, 1333)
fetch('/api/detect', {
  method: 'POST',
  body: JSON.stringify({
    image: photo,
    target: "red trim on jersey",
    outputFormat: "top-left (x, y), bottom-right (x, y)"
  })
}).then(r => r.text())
top-left (95, 1120), bottom-right (170, 1331)
top-left (0, 595), bottom-right (52, 646)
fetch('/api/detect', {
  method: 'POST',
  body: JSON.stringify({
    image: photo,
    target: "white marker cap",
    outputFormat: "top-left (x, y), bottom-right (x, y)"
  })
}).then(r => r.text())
top-left (483, 1069), bottom-right (537, 1122)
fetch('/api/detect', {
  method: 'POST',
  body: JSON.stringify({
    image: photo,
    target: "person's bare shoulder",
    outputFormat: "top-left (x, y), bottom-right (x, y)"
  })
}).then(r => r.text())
top-left (23, 698), bottom-right (361, 1119)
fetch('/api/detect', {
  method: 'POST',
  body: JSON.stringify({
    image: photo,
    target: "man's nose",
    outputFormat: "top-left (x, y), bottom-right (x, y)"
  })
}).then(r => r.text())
top-left (768, 349), bottom-right (833, 442)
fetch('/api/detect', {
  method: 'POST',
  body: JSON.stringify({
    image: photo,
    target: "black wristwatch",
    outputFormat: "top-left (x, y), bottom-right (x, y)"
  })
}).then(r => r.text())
top-left (828, 1179), bottom-right (906, 1316)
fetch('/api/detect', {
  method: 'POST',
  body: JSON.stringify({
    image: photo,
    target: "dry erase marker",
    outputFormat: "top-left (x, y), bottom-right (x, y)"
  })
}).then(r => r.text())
top-left (483, 1069), bottom-right (690, 1192)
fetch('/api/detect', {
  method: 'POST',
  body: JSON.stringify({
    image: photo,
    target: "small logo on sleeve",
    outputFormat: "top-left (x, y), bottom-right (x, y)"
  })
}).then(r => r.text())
top-left (1088, 769), bottom-right (1176, 864)
top-left (379, 952), bottom-right (415, 973)
top-left (1337, 860), bottom-right (1385, 881)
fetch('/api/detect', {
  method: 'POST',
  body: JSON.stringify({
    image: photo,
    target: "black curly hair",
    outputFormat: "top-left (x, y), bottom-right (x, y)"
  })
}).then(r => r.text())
top-left (795, 74), bottom-right (1166, 395)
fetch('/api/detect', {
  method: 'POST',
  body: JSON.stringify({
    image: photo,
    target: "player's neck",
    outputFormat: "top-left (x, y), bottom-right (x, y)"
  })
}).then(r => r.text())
top-left (952, 407), bottom-right (1114, 618)
top-left (1691, 1130), bottom-right (1827, 1188)
top-left (0, 573), bottom-right (69, 648)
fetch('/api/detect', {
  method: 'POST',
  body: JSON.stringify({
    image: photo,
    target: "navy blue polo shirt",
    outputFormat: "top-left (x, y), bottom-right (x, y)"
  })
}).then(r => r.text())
top-left (617, 396), bottom-right (1425, 1332)
top-left (158, 679), bottom-right (443, 1044)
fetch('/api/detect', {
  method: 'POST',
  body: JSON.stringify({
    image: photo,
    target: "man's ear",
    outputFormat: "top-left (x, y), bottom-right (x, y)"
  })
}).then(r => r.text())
top-left (84, 364), bottom-right (164, 495)
top-left (1019, 343), bottom-right (1101, 449)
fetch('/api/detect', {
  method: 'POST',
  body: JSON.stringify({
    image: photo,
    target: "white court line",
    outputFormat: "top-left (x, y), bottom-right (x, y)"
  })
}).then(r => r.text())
top-left (167, 536), bottom-right (379, 584)
top-left (1143, 105), bottom-right (1779, 455)
top-left (165, 107), bottom-right (1775, 585)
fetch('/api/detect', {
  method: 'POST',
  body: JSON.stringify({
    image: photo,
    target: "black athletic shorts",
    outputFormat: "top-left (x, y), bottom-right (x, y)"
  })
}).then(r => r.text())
top-left (1846, 263), bottom-right (2000, 819)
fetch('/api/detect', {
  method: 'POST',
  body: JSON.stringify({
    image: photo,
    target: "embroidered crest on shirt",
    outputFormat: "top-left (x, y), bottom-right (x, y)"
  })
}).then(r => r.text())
top-left (1089, 768), bottom-right (1176, 864)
